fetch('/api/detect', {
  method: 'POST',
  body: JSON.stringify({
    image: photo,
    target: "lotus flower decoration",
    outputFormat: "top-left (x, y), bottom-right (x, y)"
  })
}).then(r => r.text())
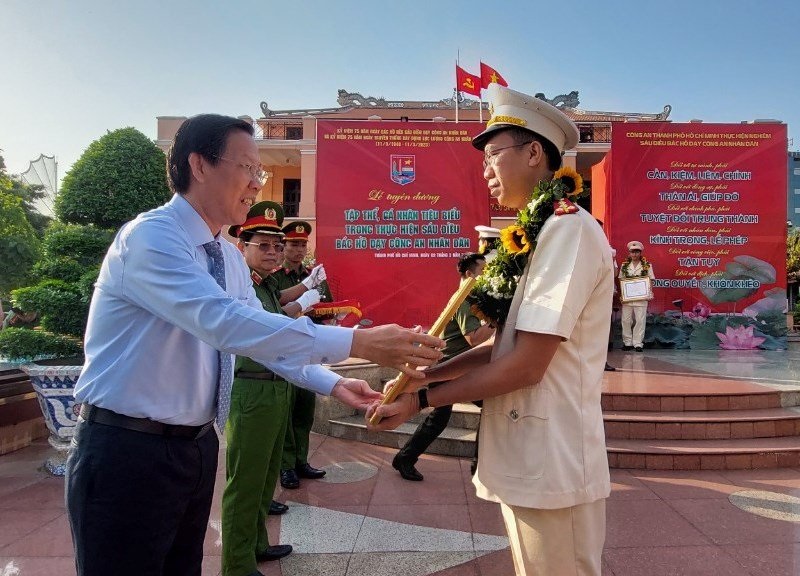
top-left (715, 325), bottom-right (765, 350)
top-left (686, 302), bottom-right (711, 321)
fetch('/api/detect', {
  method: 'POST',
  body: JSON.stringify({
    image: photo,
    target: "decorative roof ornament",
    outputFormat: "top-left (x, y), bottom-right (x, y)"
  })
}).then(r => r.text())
top-left (534, 91), bottom-right (580, 109)
top-left (259, 90), bottom-right (671, 122)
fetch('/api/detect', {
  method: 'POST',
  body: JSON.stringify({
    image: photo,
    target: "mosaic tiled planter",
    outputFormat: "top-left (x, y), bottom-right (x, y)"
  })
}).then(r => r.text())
top-left (21, 362), bottom-right (82, 476)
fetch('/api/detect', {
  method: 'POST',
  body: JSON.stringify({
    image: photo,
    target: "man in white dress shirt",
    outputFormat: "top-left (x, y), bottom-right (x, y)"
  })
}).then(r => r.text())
top-left (66, 114), bottom-right (444, 576)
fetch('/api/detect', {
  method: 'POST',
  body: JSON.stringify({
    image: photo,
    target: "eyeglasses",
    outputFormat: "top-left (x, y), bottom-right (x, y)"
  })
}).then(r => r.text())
top-left (211, 155), bottom-right (269, 186)
top-left (243, 241), bottom-right (284, 252)
top-left (482, 141), bottom-right (533, 169)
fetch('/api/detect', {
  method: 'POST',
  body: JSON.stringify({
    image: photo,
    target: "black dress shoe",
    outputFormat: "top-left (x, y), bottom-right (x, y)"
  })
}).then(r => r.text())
top-left (621, 345), bottom-right (633, 351)
top-left (268, 500), bottom-right (288, 515)
top-left (604, 362), bottom-right (616, 371)
top-left (392, 453), bottom-right (424, 481)
top-left (634, 346), bottom-right (643, 352)
top-left (295, 462), bottom-right (326, 479)
top-left (255, 544), bottom-right (292, 562)
top-left (280, 468), bottom-right (300, 489)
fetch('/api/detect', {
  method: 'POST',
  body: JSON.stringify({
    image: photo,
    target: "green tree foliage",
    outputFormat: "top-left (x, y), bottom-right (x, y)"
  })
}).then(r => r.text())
top-left (0, 328), bottom-right (81, 360)
top-left (0, 153), bottom-right (52, 235)
top-left (12, 280), bottom-right (85, 337)
top-left (56, 127), bottom-right (171, 228)
top-left (0, 129), bottom-right (170, 360)
top-left (0, 191), bottom-right (41, 295)
top-left (41, 222), bottom-right (116, 265)
top-left (788, 229), bottom-right (800, 281)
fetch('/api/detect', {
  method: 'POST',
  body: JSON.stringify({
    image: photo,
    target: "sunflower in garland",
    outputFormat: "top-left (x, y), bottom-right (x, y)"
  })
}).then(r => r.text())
top-left (553, 166), bottom-right (584, 197)
top-left (500, 224), bottom-right (530, 254)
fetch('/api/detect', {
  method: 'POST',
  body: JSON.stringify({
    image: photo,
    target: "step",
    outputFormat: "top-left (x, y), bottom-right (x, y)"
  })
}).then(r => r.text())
top-left (607, 436), bottom-right (800, 470)
top-left (601, 391), bottom-right (782, 412)
top-left (604, 408), bottom-right (800, 440)
top-left (408, 402), bottom-right (481, 430)
top-left (328, 415), bottom-right (476, 458)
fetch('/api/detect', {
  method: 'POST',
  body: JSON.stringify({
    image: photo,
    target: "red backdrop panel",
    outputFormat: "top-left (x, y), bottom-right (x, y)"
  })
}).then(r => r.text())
top-left (316, 120), bottom-right (489, 328)
top-left (607, 122), bottom-right (787, 315)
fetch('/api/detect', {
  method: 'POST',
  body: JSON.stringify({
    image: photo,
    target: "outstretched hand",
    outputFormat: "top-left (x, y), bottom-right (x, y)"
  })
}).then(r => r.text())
top-left (331, 378), bottom-right (383, 411)
top-left (351, 324), bottom-right (444, 378)
top-left (365, 392), bottom-right (419, 431)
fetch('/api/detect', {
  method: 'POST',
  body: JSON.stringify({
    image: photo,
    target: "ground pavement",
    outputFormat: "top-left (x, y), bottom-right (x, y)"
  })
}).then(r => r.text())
top-left (1, 347), bottom-right (799, 575)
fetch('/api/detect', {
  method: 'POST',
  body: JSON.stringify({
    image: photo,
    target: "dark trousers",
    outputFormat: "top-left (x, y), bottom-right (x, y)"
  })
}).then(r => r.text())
top-left (66, 419), bottom-right (218, 576)
top-left (397, 404), bottom-right (454, 464)
top-left (281, 384), bottom-right (316, 469)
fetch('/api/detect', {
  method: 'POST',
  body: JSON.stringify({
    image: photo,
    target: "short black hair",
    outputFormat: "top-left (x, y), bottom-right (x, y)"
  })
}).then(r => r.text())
top-left (167, 114), bottom-right (254, 194)
top-left (457, 253), bottom-right (486, 277)
top-left (238, 230), bottom-right (283, 243)
top-left (504, 126), bottom-right (562, 172)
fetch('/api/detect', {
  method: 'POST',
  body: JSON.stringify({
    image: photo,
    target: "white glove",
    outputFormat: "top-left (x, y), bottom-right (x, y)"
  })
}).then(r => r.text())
top-left (294, 289), bottom-right (321, 313)
top-left (301, 264), bottom-right (326, 289)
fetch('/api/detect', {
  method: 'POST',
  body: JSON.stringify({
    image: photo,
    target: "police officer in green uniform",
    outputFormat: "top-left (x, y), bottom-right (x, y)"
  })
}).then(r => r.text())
top-left (273, 221), bottom-right (332, 489)
top-left (222, 202), bottom-right (326, 574)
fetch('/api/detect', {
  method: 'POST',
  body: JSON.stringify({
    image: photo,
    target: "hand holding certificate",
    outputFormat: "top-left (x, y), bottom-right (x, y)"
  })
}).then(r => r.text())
top-left (619, 277), bottom-right (652, 303)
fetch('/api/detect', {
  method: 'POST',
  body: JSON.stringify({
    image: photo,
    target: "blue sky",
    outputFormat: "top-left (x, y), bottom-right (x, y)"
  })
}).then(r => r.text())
top-left (1, 0), bottom-right (798, 182)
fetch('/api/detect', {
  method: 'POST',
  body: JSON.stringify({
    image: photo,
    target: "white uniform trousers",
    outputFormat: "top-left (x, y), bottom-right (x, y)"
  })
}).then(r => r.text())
top-left (621, 303), bottom-right (648, 347)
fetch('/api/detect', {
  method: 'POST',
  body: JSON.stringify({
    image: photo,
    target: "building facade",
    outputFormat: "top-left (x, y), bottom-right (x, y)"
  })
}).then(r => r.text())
top-left (789, 152), bottom-right (800, 228)
top-left (156, 89), bottom-right (672, 245)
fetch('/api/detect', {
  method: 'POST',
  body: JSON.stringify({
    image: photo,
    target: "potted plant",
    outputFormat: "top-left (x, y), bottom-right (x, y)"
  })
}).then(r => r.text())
top-left (0, 127), bottom-right (171, 473)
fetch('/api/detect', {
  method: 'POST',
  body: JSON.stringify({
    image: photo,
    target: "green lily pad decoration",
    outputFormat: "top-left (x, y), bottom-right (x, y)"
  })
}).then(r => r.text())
top-left (725, 255), bottom-right (776, 284)
top-left (699, 272), bottom-right (758, 304)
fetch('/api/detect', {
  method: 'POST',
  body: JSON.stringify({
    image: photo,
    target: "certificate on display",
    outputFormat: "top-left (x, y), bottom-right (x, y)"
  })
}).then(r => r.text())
top-left (620, 277), bottom-right (651, 303)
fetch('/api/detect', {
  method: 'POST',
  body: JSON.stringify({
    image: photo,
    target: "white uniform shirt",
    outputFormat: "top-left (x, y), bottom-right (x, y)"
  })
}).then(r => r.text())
top-left (473, 207), bottom-right (613, 509)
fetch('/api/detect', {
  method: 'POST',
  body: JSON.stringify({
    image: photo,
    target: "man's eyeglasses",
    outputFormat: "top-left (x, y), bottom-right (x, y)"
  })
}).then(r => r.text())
top-left (482, 141), bottom-right (533, 169)
top-left (243, 241), bottom-right (284, 253)
top-left (211, 156), bottom-right (269, 186)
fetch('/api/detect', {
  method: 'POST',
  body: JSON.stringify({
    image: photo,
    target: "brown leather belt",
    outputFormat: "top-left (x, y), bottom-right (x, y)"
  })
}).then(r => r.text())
top-left (235, 371), bottom-right (281, 381)
top-left (80, 404), bottom-right (214, 439)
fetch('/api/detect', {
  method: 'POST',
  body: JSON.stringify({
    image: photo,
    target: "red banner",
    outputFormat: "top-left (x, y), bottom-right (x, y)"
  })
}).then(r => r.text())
top-left (604, 122), bottom-right (788, 348)
top-left (316, 121), bottom-right (488, 327)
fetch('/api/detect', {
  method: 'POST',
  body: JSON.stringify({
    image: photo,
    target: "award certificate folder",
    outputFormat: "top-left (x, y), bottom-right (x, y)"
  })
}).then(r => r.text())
top-left (620, 277), bottom-right (651, 303)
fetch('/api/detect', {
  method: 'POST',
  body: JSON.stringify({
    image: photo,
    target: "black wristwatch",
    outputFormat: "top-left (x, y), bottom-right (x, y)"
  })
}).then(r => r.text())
top-left (417, 388), bottom-right (430, 410)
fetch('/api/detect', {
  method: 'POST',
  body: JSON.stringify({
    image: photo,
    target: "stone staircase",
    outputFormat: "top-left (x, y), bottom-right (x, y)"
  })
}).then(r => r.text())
top-left (603, 381), bottom-right (800, 470)
top-left (329, 403), bottom-right (480, 458)
top-left (323, 360), bottom-right (800, 471)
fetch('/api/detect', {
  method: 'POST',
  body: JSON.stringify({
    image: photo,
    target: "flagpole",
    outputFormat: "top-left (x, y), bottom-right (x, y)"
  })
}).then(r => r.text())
top-left (454, 56), bottom-right (459, 123)
top-left (479, 95), bottom-right (483, 123)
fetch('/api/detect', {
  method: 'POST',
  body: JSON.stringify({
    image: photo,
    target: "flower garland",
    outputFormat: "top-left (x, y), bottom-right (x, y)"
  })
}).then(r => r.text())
top-left (620, 257), bottom-right (651, 278)
top-left (470, 167), bottom-right (587, 325)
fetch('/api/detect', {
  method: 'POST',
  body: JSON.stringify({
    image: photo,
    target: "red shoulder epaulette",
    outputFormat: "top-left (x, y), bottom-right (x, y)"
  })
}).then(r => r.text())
top-left (553, 198), bottom-right (579, 215)
top-left (268, 266), bottom-right (283, 275)
top-left (250, 270), bottom-right (264, 286)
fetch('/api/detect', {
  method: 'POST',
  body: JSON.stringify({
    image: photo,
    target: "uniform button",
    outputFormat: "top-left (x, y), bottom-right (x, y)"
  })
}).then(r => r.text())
top-left (510, 409), bottom-right (518, 420)
top-left (277, 356), bottom-right (286, 362)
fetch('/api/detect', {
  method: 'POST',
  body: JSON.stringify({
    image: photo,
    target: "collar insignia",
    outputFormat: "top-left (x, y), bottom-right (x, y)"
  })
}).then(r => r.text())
top-left (553, 198), bottom-right (579, 215)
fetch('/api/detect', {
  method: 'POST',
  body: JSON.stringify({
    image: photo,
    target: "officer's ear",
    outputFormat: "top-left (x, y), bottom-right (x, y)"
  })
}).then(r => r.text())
top-left (526, 140), bottom-right (546, 169)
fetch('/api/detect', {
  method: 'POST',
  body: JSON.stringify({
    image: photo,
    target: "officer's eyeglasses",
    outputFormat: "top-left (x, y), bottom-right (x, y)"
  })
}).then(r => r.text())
top-left (243, 241), bottom-right (284, 253)
top-left (482, 141), bottom-right (533, 169)
top-left (211, 156), bottom-right (269, 186)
